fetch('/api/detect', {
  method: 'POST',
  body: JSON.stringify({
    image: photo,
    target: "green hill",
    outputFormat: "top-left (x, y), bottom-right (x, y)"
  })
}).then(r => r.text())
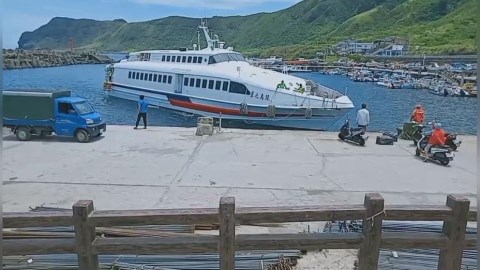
top-left (17, 0), bottom-right (476, 58)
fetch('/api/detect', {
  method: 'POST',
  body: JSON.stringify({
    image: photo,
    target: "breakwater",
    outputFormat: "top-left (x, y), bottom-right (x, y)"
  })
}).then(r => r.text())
top-left (2, 49), bottom-right (114, 69)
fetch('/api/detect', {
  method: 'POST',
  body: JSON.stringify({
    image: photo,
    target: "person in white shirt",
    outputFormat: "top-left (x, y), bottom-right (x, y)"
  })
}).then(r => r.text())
top-left (356, 103), bottom-right (370, 131)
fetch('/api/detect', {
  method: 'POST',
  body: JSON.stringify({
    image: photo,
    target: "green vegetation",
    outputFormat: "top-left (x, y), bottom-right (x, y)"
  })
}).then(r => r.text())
top-left (18, 0), bottom-right (476, 58)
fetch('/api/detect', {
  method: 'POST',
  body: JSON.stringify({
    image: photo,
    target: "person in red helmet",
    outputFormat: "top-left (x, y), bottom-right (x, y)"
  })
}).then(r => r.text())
top-left (424, 123), bottom-right (446, 159)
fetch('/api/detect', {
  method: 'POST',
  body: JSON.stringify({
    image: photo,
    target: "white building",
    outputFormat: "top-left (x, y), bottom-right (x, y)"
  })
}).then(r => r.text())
top-left (336, 39), bottom-right (374, 55)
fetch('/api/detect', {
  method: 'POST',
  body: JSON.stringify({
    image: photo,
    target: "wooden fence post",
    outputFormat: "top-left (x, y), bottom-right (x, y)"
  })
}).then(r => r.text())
top-left (358, 193), bottom-right (384, 270)
top-left (219, 197), bottom-right (235, 270)
top-left (73, 200), bottom-right (99, 270)
top-left (437, 195), bottom-right (470, 270)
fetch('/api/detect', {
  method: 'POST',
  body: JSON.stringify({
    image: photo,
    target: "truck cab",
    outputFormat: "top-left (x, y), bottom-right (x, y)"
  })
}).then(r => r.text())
top-left (54, 97), bottom-right (105, 140)
top-left (3, 89), bottom-right (106, 143)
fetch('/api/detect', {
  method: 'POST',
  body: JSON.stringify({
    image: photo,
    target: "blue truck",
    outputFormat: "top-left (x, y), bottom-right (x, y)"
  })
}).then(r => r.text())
top-left (3, 89), bottom-right (106, 143)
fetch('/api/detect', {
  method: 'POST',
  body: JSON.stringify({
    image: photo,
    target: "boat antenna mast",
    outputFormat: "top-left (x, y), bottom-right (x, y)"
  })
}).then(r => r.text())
top-left (198, 18), bottom-right (219, 51)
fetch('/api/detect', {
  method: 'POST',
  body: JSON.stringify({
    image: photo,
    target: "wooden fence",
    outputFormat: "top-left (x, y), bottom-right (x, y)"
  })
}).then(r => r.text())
top-left (3, 193), bottom-right (477, 270)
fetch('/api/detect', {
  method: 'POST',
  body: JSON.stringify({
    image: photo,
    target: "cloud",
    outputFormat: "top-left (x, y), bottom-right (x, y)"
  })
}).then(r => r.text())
top-left (130, 0), bottom-right (301, 10)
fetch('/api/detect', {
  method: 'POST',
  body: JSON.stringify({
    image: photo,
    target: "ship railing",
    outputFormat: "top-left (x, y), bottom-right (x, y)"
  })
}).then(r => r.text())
top-left (306, 80), bottom-right (343, 99)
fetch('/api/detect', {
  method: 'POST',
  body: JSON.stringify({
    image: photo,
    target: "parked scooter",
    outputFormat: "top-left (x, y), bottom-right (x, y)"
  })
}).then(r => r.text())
top-left (338, 119), bottom-right (368, 146)
top-left (415, 131), bottom-right (454, 166)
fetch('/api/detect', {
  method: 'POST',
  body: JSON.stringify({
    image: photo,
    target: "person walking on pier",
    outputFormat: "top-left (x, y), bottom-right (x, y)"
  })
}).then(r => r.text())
top-left (356, 103), bottom-right (370, 132)
top-left (134, 95), bottom-right (149, 129)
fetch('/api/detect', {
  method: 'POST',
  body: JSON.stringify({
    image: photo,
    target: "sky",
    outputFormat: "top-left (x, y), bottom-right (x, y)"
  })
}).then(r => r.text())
top-left (2, 0), bottom-right (302, 49)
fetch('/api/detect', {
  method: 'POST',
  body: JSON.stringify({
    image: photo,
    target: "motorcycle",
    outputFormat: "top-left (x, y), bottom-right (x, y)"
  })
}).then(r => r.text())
top-left (412, 120), bottom-right (461, 151)
top-left (445, 133), bottom-right (461, 151)
top-left (411, 122), bottom-right (425, 145)
top-left (338, 119), bottom-right (369, 146)
top-left (415, 132), bottom-right (454, 166)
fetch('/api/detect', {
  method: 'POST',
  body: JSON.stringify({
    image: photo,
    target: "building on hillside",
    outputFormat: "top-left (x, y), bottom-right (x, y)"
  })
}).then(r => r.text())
top-left (335, 39), bottom-right (374, 55)
top-left (372, 44), bottom-right (407, 56)
top-left (370, 36), bottom-right (409, 56)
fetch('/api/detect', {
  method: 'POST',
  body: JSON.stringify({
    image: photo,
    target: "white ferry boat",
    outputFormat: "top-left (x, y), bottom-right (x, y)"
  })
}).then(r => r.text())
top-left (103, 21), bottom-right (355, 130)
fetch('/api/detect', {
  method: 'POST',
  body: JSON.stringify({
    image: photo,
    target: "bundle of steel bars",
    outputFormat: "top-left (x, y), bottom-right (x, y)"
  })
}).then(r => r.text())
top-left (3, 251), bottom-right (302, 270)
top-left (5, 207), bottom-right (301, 269)
top-left (4, 225), bottom-right (197, 239)
top-left (323, 220), bottom-right (477, 269)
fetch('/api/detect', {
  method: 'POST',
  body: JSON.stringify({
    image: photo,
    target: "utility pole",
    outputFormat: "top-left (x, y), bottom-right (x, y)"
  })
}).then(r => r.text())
top-left (69, 37), bottom-right (76, 53)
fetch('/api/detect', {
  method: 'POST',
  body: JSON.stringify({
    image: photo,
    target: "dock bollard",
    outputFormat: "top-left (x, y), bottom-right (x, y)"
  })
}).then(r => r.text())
top-left (195, 117), bottom-right (214, 136)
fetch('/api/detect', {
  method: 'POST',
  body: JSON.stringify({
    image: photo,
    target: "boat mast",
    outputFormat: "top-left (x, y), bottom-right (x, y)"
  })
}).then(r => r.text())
top-left (198, 19), bottom-right (212, 50)
top-left (197, 30), bottom-right (201, 51)
top-left (198, 19), bottom-right (220, 51)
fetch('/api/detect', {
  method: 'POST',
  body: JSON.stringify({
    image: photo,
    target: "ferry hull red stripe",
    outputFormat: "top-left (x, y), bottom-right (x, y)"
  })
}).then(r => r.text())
top-left (169, 99), bottom-right (265, 117)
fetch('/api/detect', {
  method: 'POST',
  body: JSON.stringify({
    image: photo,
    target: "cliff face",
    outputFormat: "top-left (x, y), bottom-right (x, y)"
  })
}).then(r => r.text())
top-left (18, 17), bottom-right (127, 50)
top-left (17, 0), bottom-right (476, 57)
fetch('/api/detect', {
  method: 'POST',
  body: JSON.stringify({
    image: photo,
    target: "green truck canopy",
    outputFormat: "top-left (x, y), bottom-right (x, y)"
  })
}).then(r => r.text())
top-left (3, 89), bottom-right (71, 120)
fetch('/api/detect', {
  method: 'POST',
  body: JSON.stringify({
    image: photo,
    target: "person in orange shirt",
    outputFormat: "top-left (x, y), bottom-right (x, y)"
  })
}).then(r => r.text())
top-left (410, 105), bottom-right (425, 124)
top-left (424, 123), bottom-right (446, 158)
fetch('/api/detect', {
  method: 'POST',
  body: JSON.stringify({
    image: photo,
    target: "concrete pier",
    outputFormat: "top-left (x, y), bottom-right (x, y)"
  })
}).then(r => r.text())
top-left (2, 126), bottom-right (476, 212)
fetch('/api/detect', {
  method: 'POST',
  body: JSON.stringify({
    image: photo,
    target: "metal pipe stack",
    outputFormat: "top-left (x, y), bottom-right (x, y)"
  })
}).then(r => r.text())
top-left (323, 220), bottom-right (477, 269)
top-left (5, 207), bottom-right (301, 269)
top-left (3, 251), bottom-right (302, 270)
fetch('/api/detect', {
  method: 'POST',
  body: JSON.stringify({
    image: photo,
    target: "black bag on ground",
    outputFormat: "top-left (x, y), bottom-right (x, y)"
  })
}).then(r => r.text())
top-left (376, 135), bottom-right (394, 145)
top-left (382, 132), bottom-right (398, 142)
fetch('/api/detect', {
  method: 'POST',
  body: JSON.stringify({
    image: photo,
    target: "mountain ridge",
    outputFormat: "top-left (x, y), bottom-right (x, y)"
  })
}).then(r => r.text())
top-left (17, 0), bottom-right (476, 58)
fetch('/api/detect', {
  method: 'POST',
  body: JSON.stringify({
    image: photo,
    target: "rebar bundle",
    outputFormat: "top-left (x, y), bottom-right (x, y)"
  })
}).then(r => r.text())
top-left (323, 220), bottom-right (477, 269)
top-left (3, 251), bottom-right (302, 270)
top-left (4, 225), bottom-right (199, 239)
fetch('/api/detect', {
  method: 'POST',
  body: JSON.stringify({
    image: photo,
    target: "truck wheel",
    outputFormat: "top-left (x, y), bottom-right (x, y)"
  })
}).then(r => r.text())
top-left (75, 129), bottom-right (90, 143)
top-left (16, 127), bottom-right (31, 141)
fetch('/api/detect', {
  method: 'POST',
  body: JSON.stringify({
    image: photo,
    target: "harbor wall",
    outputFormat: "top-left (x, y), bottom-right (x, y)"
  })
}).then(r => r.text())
top-left (2, 49), bottom-right (114, 70)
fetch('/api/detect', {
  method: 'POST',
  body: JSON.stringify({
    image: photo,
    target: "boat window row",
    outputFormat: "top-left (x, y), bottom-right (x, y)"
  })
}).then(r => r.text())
top-left (208, 53), bottom-right (246, 64)
top-left (183, 76), bottom-right (250, 95)
top-left (128, 71), bottom-right (173, 84)
top-left (160, 55), bottom-right (204, 64)
top-left (183, 77), bottom-right (228, 91)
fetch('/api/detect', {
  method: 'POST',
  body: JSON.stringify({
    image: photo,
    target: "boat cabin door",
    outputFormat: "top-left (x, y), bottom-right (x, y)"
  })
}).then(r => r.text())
top-left (175, 74), bottom-right (183, 94)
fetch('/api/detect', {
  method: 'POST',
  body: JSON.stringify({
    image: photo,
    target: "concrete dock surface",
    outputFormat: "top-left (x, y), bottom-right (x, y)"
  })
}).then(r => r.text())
top-left (2, 126), bottom-right (476, 269)
top-left (3, 125), bottom-right (476, 212)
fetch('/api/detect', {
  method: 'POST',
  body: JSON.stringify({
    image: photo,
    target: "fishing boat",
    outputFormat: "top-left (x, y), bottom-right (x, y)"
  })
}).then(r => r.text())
top-left (102, 20), bottom-right (354, 130)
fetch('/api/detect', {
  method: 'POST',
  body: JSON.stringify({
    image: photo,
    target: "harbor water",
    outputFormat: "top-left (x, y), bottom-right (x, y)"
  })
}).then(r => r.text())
top-left (3, 64), bottom-right (477, 134)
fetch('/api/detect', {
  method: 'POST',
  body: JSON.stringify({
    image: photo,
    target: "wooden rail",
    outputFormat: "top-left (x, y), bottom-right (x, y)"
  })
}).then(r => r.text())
top-left (3, 193), bottom-right (477, 270)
